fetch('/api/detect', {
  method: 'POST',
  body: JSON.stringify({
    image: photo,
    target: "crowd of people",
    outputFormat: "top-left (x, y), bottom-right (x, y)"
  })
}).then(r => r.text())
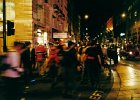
top-left (0, 41), bottom-right (47, 100)
top-left (0, 40), bottom-right (119, 99)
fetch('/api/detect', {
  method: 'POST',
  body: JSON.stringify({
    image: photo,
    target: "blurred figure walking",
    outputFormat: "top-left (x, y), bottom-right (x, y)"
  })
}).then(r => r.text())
top-left (30, 45), bottom-right (36, 71)
top-left (21, 41), bottom-right (33, 87)
top-left (51, 44), bottom-right (65, 88)
top-left (35, 44), bottom-right (47, 75)
top-left (0, 41), bottom-right (24, 100)
top-left (84, 40), bottom-right (102, 89)
top-left (62, 41), bottom-right (78, 96)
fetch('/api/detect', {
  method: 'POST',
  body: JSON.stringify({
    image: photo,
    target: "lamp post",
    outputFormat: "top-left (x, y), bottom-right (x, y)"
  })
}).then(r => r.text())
top-left (120, 12), bottom-right (127, 45)
top-left (81, 14), bottom-right (89, 41)
top-left (3, 0), bottom-right (7, 52)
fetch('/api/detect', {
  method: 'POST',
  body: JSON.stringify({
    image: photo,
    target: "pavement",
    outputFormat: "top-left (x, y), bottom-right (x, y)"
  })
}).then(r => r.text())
top-left (1, 57), bottom-right (140, 100)
top-left (22, 58), bottom-right (140, 100)
top-left (22, 64), bottom-right (116, 100)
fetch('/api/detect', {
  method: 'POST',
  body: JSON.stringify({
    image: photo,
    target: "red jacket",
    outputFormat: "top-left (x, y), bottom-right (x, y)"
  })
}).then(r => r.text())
top-left (35, 45), bottom-right (46, 61)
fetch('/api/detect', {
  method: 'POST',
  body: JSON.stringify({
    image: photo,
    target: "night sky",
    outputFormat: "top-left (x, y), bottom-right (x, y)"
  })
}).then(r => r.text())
top-left (75, 0), bottom-right (122, 34)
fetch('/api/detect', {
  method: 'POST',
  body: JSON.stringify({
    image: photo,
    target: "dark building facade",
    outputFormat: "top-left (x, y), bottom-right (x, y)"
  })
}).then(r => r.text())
top-left (67, 0), bottom-right (80, 43)
top-left (113, 0), bottom-right (140, 44)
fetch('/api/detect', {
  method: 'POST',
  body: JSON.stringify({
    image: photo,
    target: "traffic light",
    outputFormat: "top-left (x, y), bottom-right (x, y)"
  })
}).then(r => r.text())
top-left (7, 20), bottom-right (15, 36)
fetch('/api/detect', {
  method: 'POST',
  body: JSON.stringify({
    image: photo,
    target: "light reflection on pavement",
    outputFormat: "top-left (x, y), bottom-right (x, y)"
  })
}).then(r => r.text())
top-left (114, 60), bottom-right (140, 99)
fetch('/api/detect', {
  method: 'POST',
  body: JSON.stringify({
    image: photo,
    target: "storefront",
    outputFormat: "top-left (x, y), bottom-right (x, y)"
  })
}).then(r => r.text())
top-left (34, 29), bottom-right (48, 46)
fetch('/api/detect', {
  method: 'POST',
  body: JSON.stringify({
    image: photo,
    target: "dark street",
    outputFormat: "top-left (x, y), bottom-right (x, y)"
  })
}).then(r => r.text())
top-left (0, 0), bottom-right (140, 100)
top-left (21, 58), bottom-right (140, 100)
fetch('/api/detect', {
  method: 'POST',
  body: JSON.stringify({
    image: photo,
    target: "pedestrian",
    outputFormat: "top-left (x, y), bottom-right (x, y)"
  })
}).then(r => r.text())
top-left (96, 43), bottom-right (104, 67)
top-left (79, 43), bottom-right (89, 84)
top-left (46, 45), bottom-right (58, 78)
top-left (0, 41), bottom-right (24, 100)
top-left (35, 44), bottom-right (47, 75)
top-left (62, 41), bottom-right (78, 96)
top-left (35, 44), bottom-right (47, 62)
top-left (51, 44), bottom-right (65, 88)
top-left (21, 41), bottom-right (33, 88)
top-left (30, 45), bottom-right (36, 70)
top-left (84, 40), bottom-right (102, 90)
top-left (102, 45), bottom-right (107, 57)
top-left (113, 45), bottom-right (118, 66)
top-left (76, 43), bottom-right (85, 70)
top-left (107, 44), bottom-right (118, 66)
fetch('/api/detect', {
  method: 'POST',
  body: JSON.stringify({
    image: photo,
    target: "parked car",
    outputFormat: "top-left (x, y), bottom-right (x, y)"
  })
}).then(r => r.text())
top-left (120, 44), bottom-right (140, 60)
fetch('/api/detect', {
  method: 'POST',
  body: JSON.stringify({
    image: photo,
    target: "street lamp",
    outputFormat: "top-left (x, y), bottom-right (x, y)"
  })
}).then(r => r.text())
top-left (120, 12), bottom-right (127, 44)
top-left (121, 13), bottom-right (126, 18)
top-left (84, 14), bottom-right (89, 19)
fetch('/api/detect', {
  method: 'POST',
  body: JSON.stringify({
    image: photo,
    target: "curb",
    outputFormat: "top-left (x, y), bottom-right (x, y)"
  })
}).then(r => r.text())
top-left (105, 65), bottom-right (121, 99)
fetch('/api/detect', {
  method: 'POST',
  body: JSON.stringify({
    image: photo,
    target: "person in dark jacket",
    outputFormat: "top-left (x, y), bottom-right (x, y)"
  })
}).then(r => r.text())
top-left (21, 42), bottom-right (33, 87)
top-left (62, 41), bottom-right (78, 96)
top-left (107, 44), bottom-right (118, 66)
top-left (84, 40), bottom-right (102, 89)
top-left (31, 46), bottom-right (36, 70)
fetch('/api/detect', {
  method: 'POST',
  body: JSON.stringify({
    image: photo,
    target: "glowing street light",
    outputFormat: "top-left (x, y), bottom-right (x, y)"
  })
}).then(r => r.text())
top-left (84, 14), bottom-right (89, 19)
top-left (121, 13), bottom-right (126, 18)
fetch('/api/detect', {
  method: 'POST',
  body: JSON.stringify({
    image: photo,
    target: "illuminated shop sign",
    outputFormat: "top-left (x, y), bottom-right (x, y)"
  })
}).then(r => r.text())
top-left (53, 33), bottom-right (67, 38)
